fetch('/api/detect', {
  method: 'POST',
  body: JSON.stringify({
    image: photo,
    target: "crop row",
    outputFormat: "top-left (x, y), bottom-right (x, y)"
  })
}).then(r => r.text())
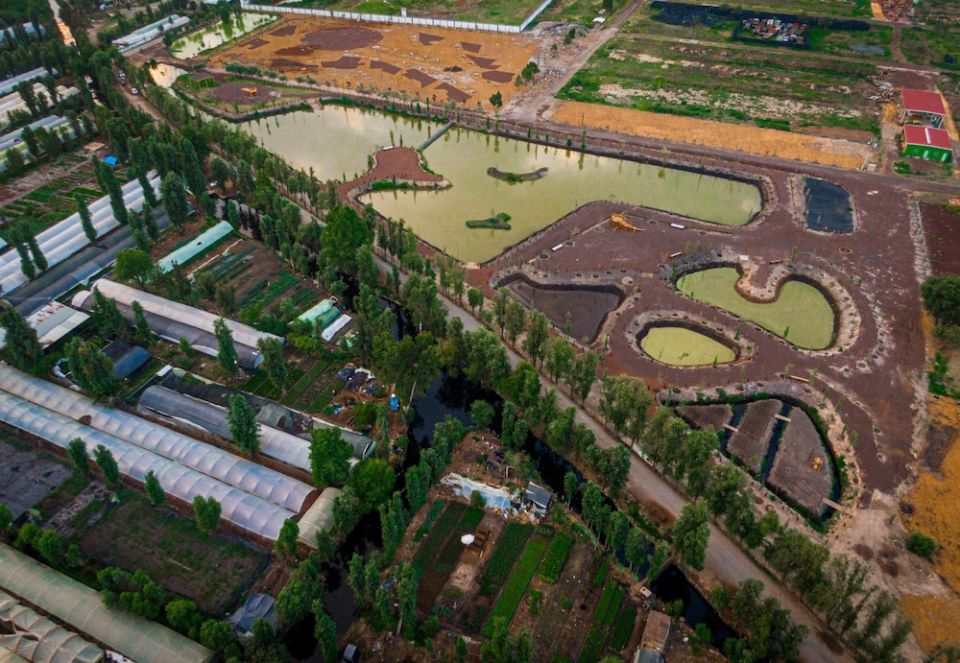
top-left (482, 529), bottom-right (551, 637)
top-left (577, 581), bottom-right (625, 663)
top-left (608, 604), bottom-right (637, 650)
top-left (478, 522), bottom-right (533, 596)
top-left (414, 501), bottom-right (466, 570)
top-left (537, 530), bottom-right (573, 583)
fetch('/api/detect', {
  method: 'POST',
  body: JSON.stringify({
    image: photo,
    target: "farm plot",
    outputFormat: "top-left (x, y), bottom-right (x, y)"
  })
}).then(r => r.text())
top-left (578, 580), bottom-right (624, 663)
top-left (677, 403), bottom-right (732, 433)
top-left (175, 72), bottom-right (315, 115)
top-left (531, 541), bottom-right (594, 661)
top-left (899, 24), bottom-right (960, 71)
top-left (0, 169), bottom-right (102, 236)
top-left (463, 521), bottom-right (533, 632)
top-left (482, 526), bottom-right (552, 636)
top-left (413, 501), bottom-right (480, 611)
top-left (77, 493), bottom-right (267, 614)
top-left (727, 399), bottom-right (782, 474)
top-left (559, 35), bottom-right (881, 136)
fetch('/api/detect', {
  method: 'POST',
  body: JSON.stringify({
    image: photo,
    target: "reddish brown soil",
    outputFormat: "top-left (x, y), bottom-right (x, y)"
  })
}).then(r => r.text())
top-left (419, 32), bottom-right (444, 45)
top-left (471, 158), bottom-right (927, 495)
top-left (482, 70), bottom-right (515, 83)
top-left (404, 69), bottom-right (436, 87)
top-left (370, 59), bottom-right (400, 74)
top-left (209, 81), bottom-right (278, 102)
top-left (337, 146), bottom-right (444, 203)
top-left (271, 58), bottom-right (318, 72)
top-left (322, 55), bottom-right (361, 69)
top-left (920, 202), bottom-right (960, 275)
top-left (301, 26), bottom-right (383, 50)
top-left (275, 45), bottom-right (313, 57)
top-left (436, 82), bottom-right (470, 103)
top-left (246, 37), bottom-right (267, 50)
top-left (461, 41), bottom-right (482, 52)
top-left (468, 55), bottom-right (498, 69)
top-left (270, 24), bottom-right (295, 37)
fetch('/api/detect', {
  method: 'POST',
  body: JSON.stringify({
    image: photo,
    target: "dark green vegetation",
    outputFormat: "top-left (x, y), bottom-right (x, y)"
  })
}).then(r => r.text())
top-left (479, 522), bottom-right (534, 596)
top-left (900, 23), bottom-right (960, 70)
top-left (466, 212), bottom-right (512, 230)
top-left (482, 527), bottom-right (551, 635)
top-left (0, 168), bottom-right (101, 236)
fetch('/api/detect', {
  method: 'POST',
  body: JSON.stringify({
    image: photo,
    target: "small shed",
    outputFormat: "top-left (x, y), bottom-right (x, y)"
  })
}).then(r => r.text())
top-left (902, 125), bottom-right (953, 163)
top-left (228, 594), bottom-right (277, 642)
top-left (102, 340), bottom-right (151, 379)
top-left (523, 481), bottom-right (553, 516)
top-left (0, 301), bottom-right (88, 352)
top-left (102, 155), bottom-right (119, 167)
top-left (899, 88), bottom-right (946, 128)
top-left (342, 644), bottom-right (360, 662)
top-left (640, 610), bottom-right (671, 653)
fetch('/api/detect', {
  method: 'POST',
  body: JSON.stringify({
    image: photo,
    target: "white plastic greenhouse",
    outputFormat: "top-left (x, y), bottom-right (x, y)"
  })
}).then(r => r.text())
top-left (0, 114), bottom-right (70, 152)
top-left (0, 67), bottom-right (55, 97)
top-left (0, 390), bottom-right (296, 540)
top-left (0, 172), bottom-right (162, 294)
top-left (0, 365), bottom-right (312, 514)
top-left (0, 588), bottom-right (104, 663)
top-left (139, 385), bottom-right (311, 472)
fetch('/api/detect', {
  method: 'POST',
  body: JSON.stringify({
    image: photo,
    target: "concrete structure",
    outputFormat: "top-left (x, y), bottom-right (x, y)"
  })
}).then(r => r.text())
top-left (899, 88), bottom-right (946, 128)
top-left (902, 124), bottom-right (953, 163)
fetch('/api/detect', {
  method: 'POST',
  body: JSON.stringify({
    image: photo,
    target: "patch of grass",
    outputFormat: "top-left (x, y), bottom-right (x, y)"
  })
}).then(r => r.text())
top-left (537, 530), bottom-right (573, 583)
top-left (460, 506), bottom-right (485, 531)
top-left (482, 528), bottom-right (551, 636)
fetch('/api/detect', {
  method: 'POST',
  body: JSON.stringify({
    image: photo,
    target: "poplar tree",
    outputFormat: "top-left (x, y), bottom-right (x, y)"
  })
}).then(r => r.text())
top-left (65, 337), bottom-right (118, 400)
top-left (93, 444), bottom-right (121, 488)
top-left (67, 437), bottom-right (90, 476)
top-left (77, 193), bottom-right (97, 242)
top-left (0, 305), bottom-right (43, 373)
top-left (214, 318), bottom-right (237, 372)
top-left (228, 394), bottom-right (260, 454)
top-left (132, 301), bottom-right (152, 344)
top-left (27, 237), bottom-right (46, 272)
top-left (162, 171), bottom-right (189, 232)
top-left (257, 338), bottom-right (289, 394)
top-left (144, 470), bottom-right (165, 506)
top-left (193, 496), bottom-right (221, 535)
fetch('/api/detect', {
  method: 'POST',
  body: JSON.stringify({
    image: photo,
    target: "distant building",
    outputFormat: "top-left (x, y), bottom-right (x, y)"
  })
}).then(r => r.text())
top-left (899, 89), bottom-right (946, 128)
top-left (102, 340), bottom-right (151, 379)
top-left (902, 124), bottom-right (953, 163)
top-left (228, 594), bottom-right (277, 643)
top-left (640, 610), bottom-right (671, 653)
top-left (523, 481), bottom-right (553, 516)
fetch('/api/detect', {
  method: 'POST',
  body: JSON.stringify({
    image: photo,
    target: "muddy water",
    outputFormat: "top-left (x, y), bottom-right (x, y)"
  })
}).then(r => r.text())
top-left (676, 267), bottom-right (835, 350)
top-left (640, 326), bottom-right (737, 366)
top-left (365, 127), bottom-right (762, 263)
top-left (147, 63), bottom-right (187, 88)
top-left (238, 106), bottom-right (438, 183)
top-left (170, 13), bottom-right (275, 59)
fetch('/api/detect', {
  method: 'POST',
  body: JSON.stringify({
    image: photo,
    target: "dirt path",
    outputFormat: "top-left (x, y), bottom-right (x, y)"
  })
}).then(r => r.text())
top-left (504, 0), bottom-right (646, 123)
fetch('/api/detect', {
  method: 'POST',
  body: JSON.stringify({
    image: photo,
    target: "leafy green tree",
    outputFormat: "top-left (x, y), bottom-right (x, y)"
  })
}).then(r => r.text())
top-left (672, 502), bottom-right (710, 570)
top-left (470, 399), bottom-right (495, 430)
top-left (310, 427), bottom-right (352, 487)
top-left (481, 617), bottom-right (532, 662)
top-left (0, 504), bottom-right (11, 531)
top-left (0, 305), bottom-right (43, 373)
top-left (489, 91), bottom-right (503, 109)
top-left (193, 496), bottom-right (221, 536)
top-left (493, 287), bottom-right (509, 335)
top-left (214, 318), bottom-right (238, 372)
top-left (132, 301), bottom-right (152, 344)
top-left (456, 636), bottom-right (468, 662)
top-left (321, 205), bottom-right (372, 275)
top-left (199, 619), bottom-right (235, 653)
top-left (257, 337), bottom-right (290, 394)
top-left (275, 519), bottom-right (299, 559)
top-left (463, 328), bottom-right (511, 388)
top-left (504, 300), bottom-right (526, 346)
top-left (228, 394), bottom-right (260, 453)
top-left (545, 337), bottom-right (574, 383)
top-left (907, 531), bottom-right (937, 560)
top-left (246, 618), bottom-right (288, 661)
top-left (523, 310), bottom-right (549, 366)
top-left (467, 287), bottom-right (484, 314)
top-left (373, 331), bottom-right (439, 402)
top-left (144, 470), bottom-right (165, 506)
top-left (563, 471), bottom-right (579, 504)
top-left (922, 275), bottom-right (960, 327)
top-left (114, 248), bottom-right (154, 285)
top-left (93, 444), bottom-right (121, 489)
top-left (396, 561), bottom-right (418, 638)
top-left (313, 600), bottom-right (338, 662)
top-left (568, 351), bottom-right (599, 403)
top-left (35, 530), bottom-right (63, 565)
top-left (67, 437), bottom-right (90, 476)
top-left (647, 539), bottom-right (671, 581)
top-left (161, 171), bottom-right (189, 232)
top-left (333, 485), bottom-right (362, 536)
top-left (65, 337), bottom-right (118, 400)
top-left (349, 458), bottom-right (396, 512)
top-left (77, 193), bottom-right (97, 242)
top-left (166, 599), bottom-right (203, 639)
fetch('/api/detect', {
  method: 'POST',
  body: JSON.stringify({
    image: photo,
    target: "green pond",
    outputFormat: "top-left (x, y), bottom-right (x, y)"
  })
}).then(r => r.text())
top-left (237, 107), bottom-right (438, 184)
top-left (170, 13), bottom-right (275, 59)
top-left (676, 267), bottom-right (835, 350)
top-left (640, 327), bottom-right (737, 366)
top-left (365, 128), bottom-right (762, 263)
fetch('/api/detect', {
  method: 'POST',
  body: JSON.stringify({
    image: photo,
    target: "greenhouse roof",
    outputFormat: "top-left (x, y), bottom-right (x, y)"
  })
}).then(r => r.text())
top-left (0, 545), bottom-right (213, 663)
top-left (0, 301), bottom-right (88, 351)
top-left (299, 487), bottom-right (341, 548)
top-left (295, 299), bottom-right (336, 324)
top-left (0, 589), bottom-right (104, 663)
top-left (158, 221), bottom-right (234, 274)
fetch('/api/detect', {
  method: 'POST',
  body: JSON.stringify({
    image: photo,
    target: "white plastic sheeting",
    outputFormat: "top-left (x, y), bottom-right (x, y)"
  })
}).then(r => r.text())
top-left (0, 365), bottom-right (312, 514)
top-left (0, 391), bottom-right (296, 540)
top-left (139, 385), bottom-right (311, 473)
top-left (0, 172), bottom-right (162, 294)
top-left (440, 473), bottom-right (518, 515)
top-left (84, 279), bottom-right (283, 352)
top-left (114, 15), bottom-right (191, 51)
top-left (0, 85), bottom-right (77, 128)
top-left (320, 314), bottom-right (351, 342)
top-left (0, 589), bottom-right (104, 663)
top-left (0, 67), bottom-right (55, 97)
top-left (298, 487), bottom-right (340, 548)
top-left (0, 114), bottom-right (70, 153)
top-left (158, 220), bottom-right (233, 273)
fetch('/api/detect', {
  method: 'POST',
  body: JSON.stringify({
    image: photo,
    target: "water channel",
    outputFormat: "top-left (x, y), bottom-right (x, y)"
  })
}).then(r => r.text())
top-left (170, 13), bottom-right (275, 59)
top-left (676, 267), bottom-right (836, 350)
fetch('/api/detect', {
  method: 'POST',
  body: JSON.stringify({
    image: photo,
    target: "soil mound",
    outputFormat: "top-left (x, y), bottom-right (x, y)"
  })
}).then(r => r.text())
top-left (302, 26), bottom-right (383, 50)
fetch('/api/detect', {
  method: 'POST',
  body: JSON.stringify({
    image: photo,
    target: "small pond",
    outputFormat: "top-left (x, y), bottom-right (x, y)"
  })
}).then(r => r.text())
top-left (366, 128), bottom-right (763, 263)
top-left (805, 177), bottom-right (853, 233)
top-left (676, 267), bottom-right (835, 350)
top-left (170, 13), bottom-right (275, 59)
top-left (639, 325), bottom-right (737, 366)
top-left (148, 63), bottom-right (188, 88)
top-left (502, 275), bottom-right (623, 343)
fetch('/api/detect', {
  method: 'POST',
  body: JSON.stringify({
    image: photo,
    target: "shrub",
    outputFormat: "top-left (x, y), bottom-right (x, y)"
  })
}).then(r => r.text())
top-left (907, 531), bottom-right (936, 560)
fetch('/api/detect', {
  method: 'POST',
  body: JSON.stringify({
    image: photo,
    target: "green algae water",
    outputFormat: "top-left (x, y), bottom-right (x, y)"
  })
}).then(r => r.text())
top-left (676, 267), bottom-right (835, 350)
top-left (366, 128), bottom-right (762, 263)
top-left (640, 327), bottom-right (737, 366)
top-left (170, 13), bottom-right (275, 59)
top-left (238, 107), bottom-right (438, 183)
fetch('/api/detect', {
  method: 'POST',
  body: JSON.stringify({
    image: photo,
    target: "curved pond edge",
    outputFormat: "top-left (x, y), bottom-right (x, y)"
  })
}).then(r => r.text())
top-left (664, 248), bottom-right (862, 354)
top-left (494, 271), bottom-right (626, 345)
top-left (625, 311), bottom-right (754, 367)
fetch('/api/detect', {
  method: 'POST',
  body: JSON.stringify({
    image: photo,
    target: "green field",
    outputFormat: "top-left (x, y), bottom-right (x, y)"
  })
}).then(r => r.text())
top-left (900, 23), bottom-right (960, 70)
top-left (482, 527), bottom-right (551, 636)
top-left (1, 172), bottom-right (102, 236)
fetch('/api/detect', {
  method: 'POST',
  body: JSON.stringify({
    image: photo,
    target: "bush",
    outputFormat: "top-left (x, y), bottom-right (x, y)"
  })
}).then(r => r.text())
top-left (907, 531), bottom-right (936, 560)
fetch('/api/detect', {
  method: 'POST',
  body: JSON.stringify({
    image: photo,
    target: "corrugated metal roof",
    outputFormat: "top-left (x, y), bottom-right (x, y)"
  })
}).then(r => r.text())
top-left (901, 88), bottom-right (945, 116)
top-left (903, 124), bottom-right (952, 150)
top-left (0, 301), bottom-right (88, 351)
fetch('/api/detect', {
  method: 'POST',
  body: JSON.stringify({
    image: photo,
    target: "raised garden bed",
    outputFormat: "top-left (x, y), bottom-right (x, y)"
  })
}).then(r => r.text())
top-left (482, 526), bottom-right (551, 636)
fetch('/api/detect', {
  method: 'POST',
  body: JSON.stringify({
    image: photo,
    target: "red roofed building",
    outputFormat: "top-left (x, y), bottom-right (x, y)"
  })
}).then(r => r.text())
top-left (899, 88), bottom-right (946, 128)
top-left (902, 124), bottom-right (953, 163)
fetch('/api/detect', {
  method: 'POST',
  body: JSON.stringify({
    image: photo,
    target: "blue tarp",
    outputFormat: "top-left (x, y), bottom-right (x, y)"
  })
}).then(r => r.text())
top-left (103, 156), bottom-right (118, 166)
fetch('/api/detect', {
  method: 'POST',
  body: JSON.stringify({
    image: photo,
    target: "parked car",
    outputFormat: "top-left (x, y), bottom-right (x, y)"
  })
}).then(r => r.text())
top-left (130, 87), bottom-right (138, 95)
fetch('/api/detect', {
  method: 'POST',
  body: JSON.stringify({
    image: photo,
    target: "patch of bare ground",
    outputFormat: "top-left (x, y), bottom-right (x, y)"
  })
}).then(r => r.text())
top-left (677, 404), bottom-right (732, 433)
top-left (728, 399), bottom-right (781, 474)
top-left (768, 409), bottom-right (835, 515)
top-left (531, 541), bottom-right (593, 661)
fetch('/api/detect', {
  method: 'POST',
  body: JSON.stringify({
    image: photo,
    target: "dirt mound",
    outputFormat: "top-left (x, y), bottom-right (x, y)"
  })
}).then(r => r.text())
top-left (482, 70), bottom-right (515, 83)
top-left (404, 69), bottom-right (436, 87)
top-left (246, 37), bottom-right (268, 50)
top-left (322, 55), bottom-right (361, 69)
top-left (436, 82), bottom-right (470, 103)
top-left (419, 32), bottom-right (444, 45)
top-left (444, 65), bottom-right (463, 72)
top-left (468, 55), bottom-right (498, 69)
top-left (301, 26), bottom-right (383, 50)
top-left (370, 60), bottom-right (401, 74)
top-left (271, 24), bottom-right (296, 37)
top-left (461, 41), bottom-right (481, 52)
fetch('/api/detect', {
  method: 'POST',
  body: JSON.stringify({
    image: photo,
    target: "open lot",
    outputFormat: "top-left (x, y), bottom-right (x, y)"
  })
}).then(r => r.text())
top-left (208, 17), bottom-right (541, 109)
top-left (0, 438), bottom-right (73, 519)
top-left (0, 154), bottom-right (102, 235)
top-left (174, 71), bottom-right (316, 115)
top-left (284, 0), bottom-right (544, 24)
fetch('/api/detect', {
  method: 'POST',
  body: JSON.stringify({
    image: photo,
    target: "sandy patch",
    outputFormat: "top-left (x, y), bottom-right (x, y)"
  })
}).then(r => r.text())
top-left (548, 100), bottom-right (874, 170)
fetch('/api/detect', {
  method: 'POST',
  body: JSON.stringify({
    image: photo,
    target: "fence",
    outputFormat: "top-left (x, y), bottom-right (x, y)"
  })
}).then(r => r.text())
top-left (241, 0), bottom-right (555, 33)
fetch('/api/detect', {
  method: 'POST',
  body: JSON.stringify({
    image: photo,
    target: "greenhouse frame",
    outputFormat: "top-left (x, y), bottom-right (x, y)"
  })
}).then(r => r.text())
top-left (158, 220), bottom-right (234, 273)
top-left (0, 544), bottom-right (213, 663)
top-left (297, 487), bottom-right (341, 547)
top-left (0, 365), bottom-right (312, 515)
top-left (0, 588), bottom-right (104, 663)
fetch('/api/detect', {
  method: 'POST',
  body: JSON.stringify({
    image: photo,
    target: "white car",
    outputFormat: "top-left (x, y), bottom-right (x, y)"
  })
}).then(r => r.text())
top-left (130, 87), bottom-right (139, 95)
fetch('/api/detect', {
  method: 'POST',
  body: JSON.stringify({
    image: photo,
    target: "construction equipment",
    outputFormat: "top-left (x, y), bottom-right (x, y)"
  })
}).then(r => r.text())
top-left (610, 212), bottom-right (642, 232)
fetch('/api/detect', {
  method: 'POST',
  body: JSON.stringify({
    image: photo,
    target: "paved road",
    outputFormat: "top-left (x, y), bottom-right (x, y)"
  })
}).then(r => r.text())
top-left (375, 254), bottom-right (846, 663)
